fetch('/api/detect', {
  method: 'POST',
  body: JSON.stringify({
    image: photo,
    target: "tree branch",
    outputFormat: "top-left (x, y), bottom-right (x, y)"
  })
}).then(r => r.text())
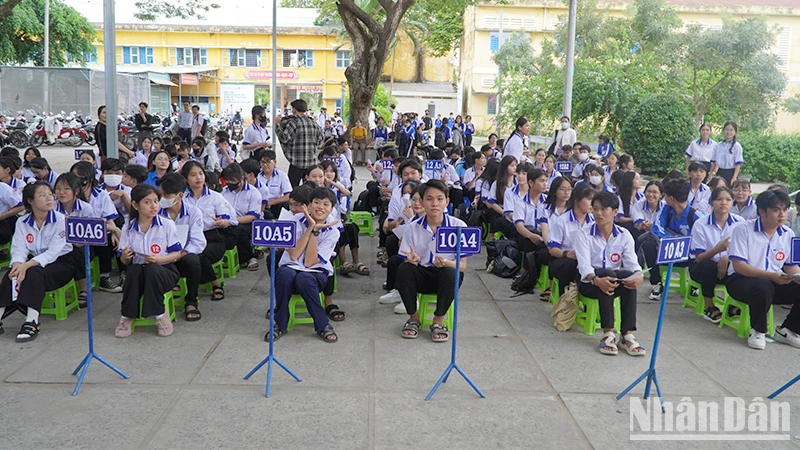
top-left (381, 0), bottom-right (415, 44)
top-left (337, 0), bottom-right (381, 35)
top-left (0, 0), bottom-right (23, 22)
top-left (376, 0), bottom-right (392, 13)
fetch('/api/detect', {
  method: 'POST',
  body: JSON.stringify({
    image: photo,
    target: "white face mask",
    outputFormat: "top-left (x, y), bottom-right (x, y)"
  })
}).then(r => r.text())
top-left (159, 196), bottom-right (177, 209)
top-left (589, 175), bottom-right (602, 186)
top-left (561, 122), bottom-right (569, 130)
top-left (103, 174), bottom-right (122, 187)
top-left (579, 152), bottom-right (589, 161)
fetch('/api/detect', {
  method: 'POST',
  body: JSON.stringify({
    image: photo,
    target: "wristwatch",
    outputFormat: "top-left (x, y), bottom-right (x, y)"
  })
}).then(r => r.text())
top-left (311, 230), bottom-right (321, 236)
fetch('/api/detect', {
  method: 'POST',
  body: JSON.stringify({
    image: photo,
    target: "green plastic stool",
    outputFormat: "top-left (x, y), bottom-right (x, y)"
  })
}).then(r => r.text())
top-left (575, 293), bottom-right (622, 336)
top-left (172, 277), bottom-right (189, 309)
top-left (332, 259), bottom-right (338, 293)
top-left (719, 294), bottom-right (774, 338)
top-left (659, 265), bottom-right (689, 297)
top-left (40, 278), bottom-right (80, 321)
top-left (549, 282), bottom-right (561, 304)
top-left (286, 293), bottom-right (325, 330)
top-left (222, 247), bottom-right (240, 278)
top-left (348, 211), bottom-right (374, 237)
top-left (417, 293), bottom-right (455, 331)
top-left (0, 242), bottom-right (10, 269)
top-left (129, 292), bottom-right (176, 331)
top-left (683, 277), bottom-right (724, 316)
top-left (537, 265), bottom-right (550, 292)
top-left (201, 260), bottom-right (225, 293)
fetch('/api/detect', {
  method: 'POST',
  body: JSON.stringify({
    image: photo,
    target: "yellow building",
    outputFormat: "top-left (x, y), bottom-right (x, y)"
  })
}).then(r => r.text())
top-left (67, 0), bottom-right (453, 116)
top-left (460, 0), bottom-right (800, 133)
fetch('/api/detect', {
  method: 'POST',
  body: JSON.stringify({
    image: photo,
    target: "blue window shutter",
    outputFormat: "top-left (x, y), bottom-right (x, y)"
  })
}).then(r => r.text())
top-left (123, 47), bottom-right (131, 64)
top-left (490, 34), bottom-right (499, 51)
top-left (139, 47), bottom-right (146, 64)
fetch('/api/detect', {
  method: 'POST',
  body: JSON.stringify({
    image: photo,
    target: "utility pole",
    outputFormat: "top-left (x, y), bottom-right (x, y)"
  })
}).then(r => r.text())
top-left (562, 0), bottom-right (577, 119)
top-left (495, 7), bottom-right (503, 133)
top-left (104, 0), bottom-right (118, 157)
top-left (44, 0), bottom-right (49, 67)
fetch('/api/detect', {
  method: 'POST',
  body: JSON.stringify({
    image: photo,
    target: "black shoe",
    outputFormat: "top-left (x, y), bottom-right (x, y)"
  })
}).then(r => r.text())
top-left (382, 281), bottom-right (390, 291)
top-left (0, 322), bottom-right (4, 335)
top-left (15, 321), bottom-right (39, 342)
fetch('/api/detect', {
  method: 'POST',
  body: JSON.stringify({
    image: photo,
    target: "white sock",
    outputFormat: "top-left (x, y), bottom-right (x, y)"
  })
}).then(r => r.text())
top-left (26, 308), bottom-right (39, 324)
top-left (120, 315), bottom-right (130, 320)
top-left (156, 313), bottom-right (165, 319)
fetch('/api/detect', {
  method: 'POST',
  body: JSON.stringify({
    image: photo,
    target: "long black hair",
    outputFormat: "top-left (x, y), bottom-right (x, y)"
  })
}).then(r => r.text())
top-left (55, 172), bottom-right (87, 203)
top-left (506, 116), bottom-right (528, 144)
top-left (478, 157), bottom-right (500, 185)
top-left (71, 161), bottom-right (99, 190)
top-left (722, 121), bottom-right (738, 153)
top-left (495, 155), bottom-right (517, 205)
top-left (23, 147), bottom-right (41, 168)
top-left (566, 183), bottom-right (596, 213)
top-left (618, 171), bottom-right (638, 217)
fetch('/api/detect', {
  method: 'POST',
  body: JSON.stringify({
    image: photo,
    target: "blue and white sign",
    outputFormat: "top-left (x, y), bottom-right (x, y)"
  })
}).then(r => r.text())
top-left (435, 226), bottom-right (482, 255)
top-left (791, 237), bottom-right (800, 265)
top-left (424, 160), bottom-right (443, 171)
top-left (251, 220), bottom-right (297, 248)
top-left (75, 149), bottom-right (89, 160)
top-left (66, 217), bottom-right (107, 245)
top-left (657, 236), bottom-right (691, 264)
top-left (556, 161), bottom-right (573, 173)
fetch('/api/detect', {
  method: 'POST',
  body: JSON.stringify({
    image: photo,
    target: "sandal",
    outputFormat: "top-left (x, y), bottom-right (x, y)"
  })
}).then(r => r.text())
top-left (263, 328), bottom-right (287, 342)
top-left (430, 323), bottom-right (450, 342)
top-left (621, 333), bottom-right (646, 356)
top-left (317, 324), bottom-right (338, 343)
top-left (599, 332), bottom-right (618, 355)
top-left (728, 305), bottom-right (741, 317)
top-left (539, 290), bottom-right (551, 301)
top-left (339, 262), bottom-right (356, 275)
top-left (184, 305), bottom-right (202, 322)
top-left (703, 306), bottom-right (722, 324)
top-left (325, 304), bottom-right (346, 322)
top-left (15, 321), bottom-right (39, 343)
top-left (354, 262), bottom-right (370, 275)
top-left (211, 285), bottom-right (225, 301)
top-left (78, 291), bottom-right (88, 309)
top-left (401, 319), bottom-right (420, 339)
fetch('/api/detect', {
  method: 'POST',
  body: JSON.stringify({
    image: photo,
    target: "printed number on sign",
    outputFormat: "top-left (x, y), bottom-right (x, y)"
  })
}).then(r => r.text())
top-left (662, 240), bottom-right (685, 261)
top-left (254, 225), bottom-right (292, 243)
top-left (67, 221), bottom-right (105, 240)
top-left (438, 232), bottom-right (478, 250)
top-left (424, 160), bottom-right (443, 171)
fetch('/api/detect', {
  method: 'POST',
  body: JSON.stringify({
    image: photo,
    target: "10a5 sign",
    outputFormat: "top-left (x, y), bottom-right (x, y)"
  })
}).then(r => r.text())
top-left (435, 227), bottom-right (482, 255)
top-left (251, 220), bottom-right (297, 248)
top-left (65, 217), bottom-right (107, 245)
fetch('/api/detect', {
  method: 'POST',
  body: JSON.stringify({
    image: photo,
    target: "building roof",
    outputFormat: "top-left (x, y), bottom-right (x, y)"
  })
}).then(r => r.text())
top-left (664, 0), bottom-right (799, 7)
top-left (63, 0), bottom-right (320, 29)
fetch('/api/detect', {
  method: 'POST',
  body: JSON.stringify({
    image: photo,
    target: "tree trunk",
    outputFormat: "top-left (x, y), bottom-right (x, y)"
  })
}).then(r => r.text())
top-left (0, 0), bottom-right (23, 22)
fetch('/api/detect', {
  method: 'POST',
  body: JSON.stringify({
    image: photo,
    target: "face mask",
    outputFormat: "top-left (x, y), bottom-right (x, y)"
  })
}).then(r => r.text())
top-left (589, 175), bottom-right (602, 186)
top-left (104, 174), bottom-right (122, 187)
top-left (159, 196), bottom-right (177, 208)
top-left (561, 122), bottom-right (569, 130)
top-left (579, 153), bottom-right (589, 161)
top-left (227, 182), bottom-right (240, 191)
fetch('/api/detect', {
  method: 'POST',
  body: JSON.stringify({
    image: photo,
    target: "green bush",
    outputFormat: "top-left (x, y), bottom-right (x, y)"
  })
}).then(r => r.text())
top-left (620, 93), bottom-right (696, 176)
top-left (736, 133), bottom-right (800, 184)
top-left (342, 84), bottom-right (397, 124)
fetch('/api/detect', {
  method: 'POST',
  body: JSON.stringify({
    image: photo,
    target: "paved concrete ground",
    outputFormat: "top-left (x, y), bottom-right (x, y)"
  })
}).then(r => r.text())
top-left (0, 147), bottom-right (798, 449)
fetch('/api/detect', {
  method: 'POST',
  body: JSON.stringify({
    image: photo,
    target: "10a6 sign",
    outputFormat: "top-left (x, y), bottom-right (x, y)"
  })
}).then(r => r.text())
top-left (251, 220), bottom-right (297, 248)
top-left (657, 236), bottom-right (691, 264)
top-left (435, 227), bottom-right (481, 255)
top-left (66, 217), bottom-right (107, 245)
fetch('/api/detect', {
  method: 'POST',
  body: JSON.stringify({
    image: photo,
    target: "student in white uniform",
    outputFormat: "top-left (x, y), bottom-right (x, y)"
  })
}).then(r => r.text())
top-left (158, 173), bottom-right (207, 322)
top-left (731, 179), bottom-right (757, 220)
top-left (29, 157), bottom-right (58, 188)
top-left (423, 148), bottom-right (464, 208)
top-left (217, 135), bottom-right (236, 170)
top-left (513, 168), bottom-right (549, 276)
top-left (486, 155), bottom-right (518, 239)
top-left (708, 121), bottom-right (743, 185)
top-left (687, 162), bottom-right (711, 215)
top-left (0, 168), bottom-right (22, 245)
top-left (503, 116), bottom-right (530, 164)
top-left (114, 184), bottom-right (183, 338)
top-left (0, 181), bottom-right (73, 342)
top-left (462, 150), bottom-right (486, 204)
top-left (241, 105), bottom-right (271, 161)
top-left (397, 180), bottom-right (468, 342)
top-left (0, 156), bottom-right (26, 198)
top-left (221, 163), bottom-right (263, 271)
top-left (685, 123), bottom-right (715, 173)
top-left (548, 183), bottom-right (595, 296)
top-left (575, 191), bottom-right (646, 356)
top-left (257, 150), bottom-right (293, 219)
top-left (726, 190), bottom-right (800, 350)
top-left (99, 158), bottom-right (132, 227)
top-left (131, 135), bottom-right (154, 168)
top-left (180, 161), bottom-right (235, 301)
top-left (21, 147), bottom-right (41, 183)
top-left (543, 155), bottom-right (562, 189)
top-left (55, 172), bottom-right (97, 308)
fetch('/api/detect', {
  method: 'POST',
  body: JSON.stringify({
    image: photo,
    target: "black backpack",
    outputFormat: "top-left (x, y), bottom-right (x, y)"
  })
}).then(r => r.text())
top-left (485, 240), bottom-right (520, 278)
top-left (352, 189), bottom-right (370, 212)
top-left (422, 116), bottom-right (432, 130)
top-left (510, 252), bottom-right (538, 294)
top-left (434, 130), bottom-right (446, 150)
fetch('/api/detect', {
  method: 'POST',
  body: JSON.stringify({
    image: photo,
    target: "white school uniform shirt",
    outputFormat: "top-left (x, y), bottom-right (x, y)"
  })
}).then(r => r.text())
top-left (100, 183), bottom-right (132, 223)
top-left (323, 155), bottom-right (352, 190)
top-left (218, 145), bottom-right (236, 169)
top-left (728, 217), bottom-right (796, 275)
top-left (387, 186), bottom-right (409, 223)
top-left (543, 204), bottom-right (568, 226)
top-left (486, 178), bottom-right (518, 205)
top-left (631, 198), bottom-right (665, 226)
top-left (55, 199), bottom-right (95, 218)
top-left (690, 213), bottom-right (743, 262)
top-left (545, 169), bottom-right (562, 189)
top-left (183, 186), bottom-right (238, 231)
top-left (504, 132), bottom-right (526, 163)
top-left (130, 151), bottom-right (151, 168)
top-left (732, 197), bottom-right (757, 220)
top-left (398, 213), bottom-right (468, 268)
top-left (513, 192), bottom-right (548, 231)
top-left (0, 181), bottom-right (22, 214)
top-left (616, 192), bottom-right (645, 217)
top-left (196, 145), bottom-right (222, 173)
top-left (242, 123), bottom-right (271, 160)
top-left (158, 202), bottom-right (206, 254)
top-left (687, 183), bottom-right (712, 214)
top-left (478, 178), bottom-right (492, 200)
top-left (575, 223), bottom-right (640, 283)
top-left (603, 166), bottom-right (617, 187)
top-left (21, 166), bottom-right (35, 184)
top-left (548, 210), bottom-right (595, 251)
top-left (222, 182), bottom-right (263, 219)
top-left (423, 162), bottom-right (460, 188)
top-left (257, 169), bottom-right (293, 204)
top-left (118, 215), bottom-right (183, 266)
top-left (40, 170), bottom-right (58, 188)
top-left (6, 177), bottom-right (25, 198)
top-left (88, 187), bottom-right (119, 220)
top-left (711, 140), bottom-right (744, 170)
top-left (685, 138), bottom-right (717, 163)
top-left (462, 166), bottom-right (480, 189)
top-left (387, 174), bottom-right (402, 190)
top-left (11, 210), bottom-right (72, 268)
top-left (571, 160), bottom-right (590, 179)
top-left (278, 212), bottom-right (340, 276)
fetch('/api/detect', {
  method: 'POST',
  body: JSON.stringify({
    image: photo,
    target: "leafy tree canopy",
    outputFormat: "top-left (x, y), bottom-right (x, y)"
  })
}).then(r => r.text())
top-left (133, 0), bottom-right (221, 21)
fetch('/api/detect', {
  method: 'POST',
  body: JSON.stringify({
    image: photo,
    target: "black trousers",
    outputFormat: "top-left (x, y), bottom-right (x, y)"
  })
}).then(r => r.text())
top-left (465, 134), bottom-right (473, 147)
top-left (0, 215), bottom-right (17, 244)
top-left (385, 233), bottom-right (400, 258)
top-left (549, 257), bottom-right (578, 294)
top-left (337, 223), bottom-right (359, 251)
top-left (177, 128), bottom-right (192, 143)
top-left (200, 229), bottom-right (225, 284)
top-left (176, 253), bottom-right (202, 307)
top-left (727, 273), bottom-right (800, 334)
top-left (71, 244), bottom-right (93, 281)
top-left (491, 215), bottom-right (518, 239)
top-left (378, 211), bottom-right (389, 247)
top-left (365, 182), bottom-right (381, 212)
top-left (717, 168), bottom-right (735, 186)
top-left (234, 223), bottom-right (255, 262)
top-left (514, 237), bottom-right (550, 278)
top-left (0, 254), bottom-right (74, 317)
top-left (262, 202), bottom-right (289, 220)
top-left (577, 269), bottom-right (637, 333)
top-left (641, 234), bottom-right (661, 285)
top-left (221, 227), bottom-right (237, 251)
top-left (288, 164), bottom-right (306, 188)
top-left (689, 259), bottom-right (728, 300)
top-left (121, 263), bottom-right (179, 318)
top-left (397, 263), bottom-right (464, 317)
top-left (449, 187), bottom-right (464, 210)
top-left (385, 254), bottom-right (403, 290)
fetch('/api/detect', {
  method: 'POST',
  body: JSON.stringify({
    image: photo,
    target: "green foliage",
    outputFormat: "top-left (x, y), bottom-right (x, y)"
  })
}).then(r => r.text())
top-left (620, 93), bottom-right (695, 176)
top-left (785, 94), bottom-right (800, 115)
top-left (343, 84), bottom-right (396, 121)
top-left (492, 32), bottom-right (537, 76)
top-left (736, 133), bottom-right (800, 183)
top-left (0, 0), bottom-right (96, 66)
top-left (133, 0), bottom-right (220, 21)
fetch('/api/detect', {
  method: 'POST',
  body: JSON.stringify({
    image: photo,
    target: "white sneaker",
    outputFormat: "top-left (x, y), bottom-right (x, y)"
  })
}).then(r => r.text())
top-left (379, 289), bottom-right (401, 304)
top-left (774, 326), bottom-right (800, 348)
top-left (648, 282), bottom-right (663, 301)
top-left (394, 302), bottom-right (407, 314)
top-left (748, 329), bottom-right (766, 350)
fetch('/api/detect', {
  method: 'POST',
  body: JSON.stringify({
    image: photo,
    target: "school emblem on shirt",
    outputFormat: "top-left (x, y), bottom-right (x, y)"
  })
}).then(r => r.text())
top-left (776, 251), bottom-right (786, 262)
top-left (610, 253), bottom-right (621, 263)
top-left (150, 244), bottom-right (161, 254)
top-left (25, 233), bottom-right (33, 243)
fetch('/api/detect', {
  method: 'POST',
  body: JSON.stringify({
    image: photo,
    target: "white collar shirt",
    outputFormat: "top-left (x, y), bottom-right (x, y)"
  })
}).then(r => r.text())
top-left (183, 187), bottom-right (238, 231)
top-left (575, 223), bottom-right (640, 283)
top-left (158, 202), bottom-right (206, 254)
top-left (398, 214), bottom-right (467, 268)
top-left (11, 210), bottom-right (72, 268)
top-left (243, 123), bottom-right (271, 151)
top-left (423, 163), bottom-right (460, 188)
top-left (687, 183), bottom-right (712, 214)
top-left (256, 169), bottom-right (293, 203)
top-left (177, 111), bottom-right (194, 128)
top-left (504, 132), bottom-right (525, 163)
top-left (728, 217), bottom-right (795, 275)
top-left (546, 168), bottom-right (562, 189)
top-left (547, 210), bottom-right (595, 251)
top-left (221, 182), bottom-right (263, 219)
top-left (690, 213), bottom-right (743, 262)
top-left (616, 192), bottom-right (645, 217)
top-left (0, 181), bottom-right (21, 214)
top-left (513, 192), bottom-right (548, 230)
top-left (89, 187), bottom-right (119, 220)
top-left (323, 155), bottom-right (352, 190)
top-left (685, 138), bottom-right (717, 163)
top-left (100, 183), bottom-right (132, 222)
top-left (118, 215), bottom-right (183, 265)
top-left (55, 199), bottom-right (95, 218)
top-left (6, 177), bottom-right (25, 198)
top-left (631, 198), bottom-right (665, 225)
top-left (278, 213), bottom-right (340, 276)
top-left (711, 140), bottom-right (744, 169)
top-left (732, 197), bottom-right (757, 220)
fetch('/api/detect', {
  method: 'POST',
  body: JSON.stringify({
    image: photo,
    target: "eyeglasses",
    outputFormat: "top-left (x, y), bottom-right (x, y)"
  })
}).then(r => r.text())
top-left (732, 188), bottom-right (750, 193)
top-left (154, 157), bottom-right (170, 162)
top-left (557, 187), bottom-right (573, 193)
top-left (54, 187), bottom-right (72, 193)
top-left (36, 193), bottom-right (54, 200)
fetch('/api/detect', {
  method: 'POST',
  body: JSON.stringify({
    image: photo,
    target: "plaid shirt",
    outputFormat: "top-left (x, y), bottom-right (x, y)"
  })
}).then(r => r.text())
top-left (277, 114), bottom-right (323, 169)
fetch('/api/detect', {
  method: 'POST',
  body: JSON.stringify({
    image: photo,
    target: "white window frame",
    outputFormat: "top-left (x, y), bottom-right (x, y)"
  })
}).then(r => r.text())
top-left (130, 46), bottom-right (140, 64)
top-left (335, 50), bottom-right (351, 69)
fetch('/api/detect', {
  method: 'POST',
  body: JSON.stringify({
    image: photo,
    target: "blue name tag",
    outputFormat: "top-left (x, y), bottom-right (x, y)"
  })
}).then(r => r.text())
top-left (381, 160), bottom-right (394, 170)
top-left (791, 237), bottom-right (800, 264)
top-left (435, 226), bottom-right (482, 255)
top-left (75, 149), bottom-right (91, 160)
top-left (66, 217), bottom-right (107, 245)
top-left (556, 161), bottom-right (573, 172)
top-left (657, 236), bottom-right (691, 264)
top-left (251, 220), bottom-right (297, 248)
top-left (424, 160), bottom-right (443, 171)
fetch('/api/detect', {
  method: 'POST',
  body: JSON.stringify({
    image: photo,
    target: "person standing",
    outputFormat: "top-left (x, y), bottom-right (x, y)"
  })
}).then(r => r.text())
top-left (242, 105), bottom-right (271, 162)
top-left (95, 105), bottom-right (135, 164)
top-left (135, 102), bottom-right (155, 141)
top-left (684, 123), bottom-right (716, 173)
top-left (275, 99), bottom-right (324, 187)
top-left (190, 105), bottom-right (204, 140)
top-left (177, 102), bottom-right (193, 143)
top-left (317, 107), bottom-right (331, 129)
top-left (552, 116), bottom-right (577, 157)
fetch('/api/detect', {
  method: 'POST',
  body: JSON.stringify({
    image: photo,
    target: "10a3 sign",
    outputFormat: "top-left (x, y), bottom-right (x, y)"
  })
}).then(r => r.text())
top-left (251, 220), bottom-right (297, 248)
top-left (657, 236), bottom-right (691, 264)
